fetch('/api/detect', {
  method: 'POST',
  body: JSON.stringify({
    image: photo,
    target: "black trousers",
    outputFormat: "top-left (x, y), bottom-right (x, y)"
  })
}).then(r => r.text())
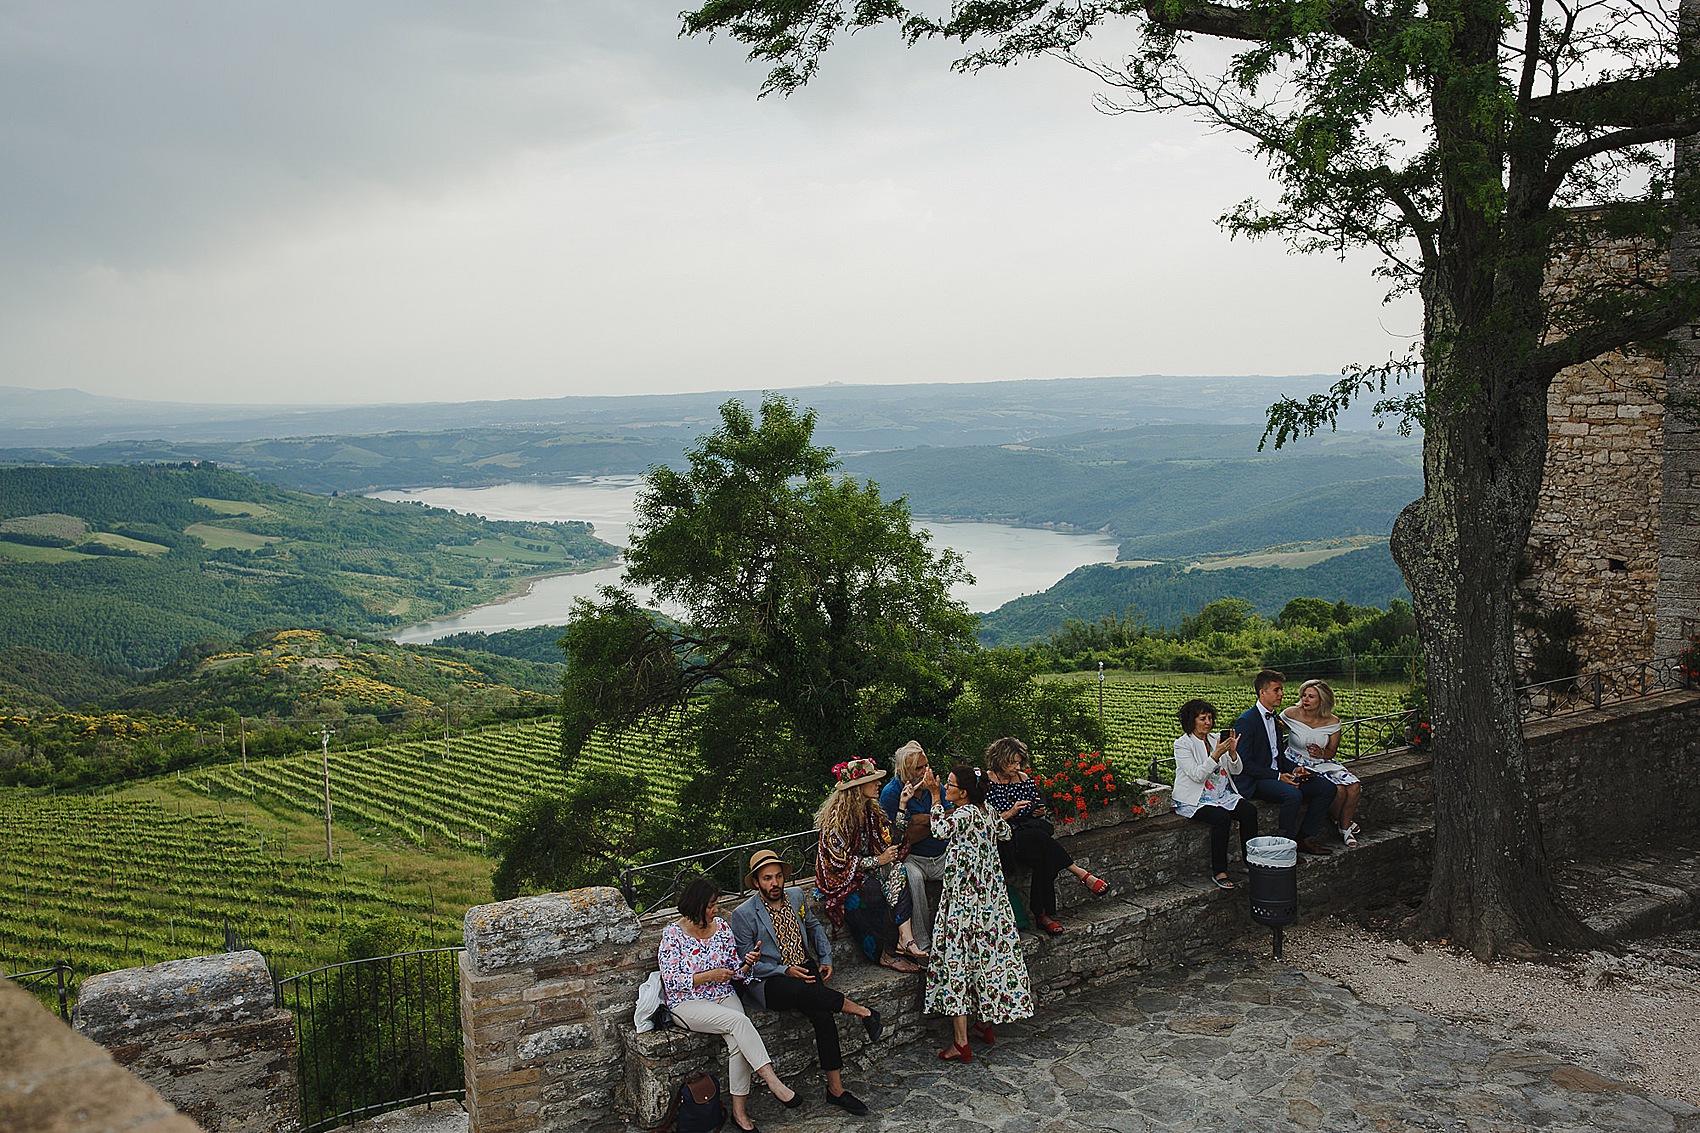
top-left (1001, 821), bottom-right (1074, 916)
top-left (761, 961), bottom-right (846, 1072)
top-left (1187, 799), bottom-right (1259, 875)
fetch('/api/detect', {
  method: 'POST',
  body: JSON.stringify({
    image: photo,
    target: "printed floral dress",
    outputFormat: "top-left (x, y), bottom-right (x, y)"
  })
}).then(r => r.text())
top-left (923, 802), bottom-right (1035, 1023)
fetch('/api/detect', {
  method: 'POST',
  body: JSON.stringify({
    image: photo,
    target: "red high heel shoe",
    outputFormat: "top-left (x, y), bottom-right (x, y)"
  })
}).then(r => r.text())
top-left (970, 1022), bottom-right (995, 1046)
top-left (1081, 872), bottom-right (1109, 895)
top-left (939, 1041), bottom-right (973, 1062)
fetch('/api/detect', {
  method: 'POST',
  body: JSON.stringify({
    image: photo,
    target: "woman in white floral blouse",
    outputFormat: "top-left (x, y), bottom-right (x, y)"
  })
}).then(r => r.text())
top-left (657, 877), bottom-right (802, 1131)
top-left (925, 764), bottom-right (1035, 1063)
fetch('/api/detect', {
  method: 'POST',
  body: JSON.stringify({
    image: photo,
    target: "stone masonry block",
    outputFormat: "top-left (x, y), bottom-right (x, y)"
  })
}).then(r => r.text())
top-left (74, 951), bottom-right (274, 1047)
top-left (465, 888), bottom-right (640, 976)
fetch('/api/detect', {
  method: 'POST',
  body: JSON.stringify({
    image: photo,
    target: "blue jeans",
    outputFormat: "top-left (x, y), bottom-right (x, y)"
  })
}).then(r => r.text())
top-left (1246, 775), bottom-right (1336, 840)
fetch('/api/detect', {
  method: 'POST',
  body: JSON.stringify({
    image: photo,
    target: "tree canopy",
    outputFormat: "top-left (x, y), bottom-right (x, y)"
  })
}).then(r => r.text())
top-left (558, 396), bottom-right (984, 839)
top-left (682, 0), bottom-right (1700, 956)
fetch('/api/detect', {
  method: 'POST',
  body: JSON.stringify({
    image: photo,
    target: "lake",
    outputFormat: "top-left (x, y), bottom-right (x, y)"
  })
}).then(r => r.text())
top-left (376, 479), bottom-right (1120, 642)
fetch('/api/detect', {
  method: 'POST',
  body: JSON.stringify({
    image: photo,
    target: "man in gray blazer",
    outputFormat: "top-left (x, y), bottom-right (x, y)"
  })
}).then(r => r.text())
top-left (730, 849), bottom-right (884, 1116)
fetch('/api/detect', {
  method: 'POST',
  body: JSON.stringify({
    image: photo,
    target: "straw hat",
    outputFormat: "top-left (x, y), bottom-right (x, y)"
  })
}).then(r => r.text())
top-left (744, 849), bottom-right (792, 890)
top-left (832, 757), bottom-right (882, 792)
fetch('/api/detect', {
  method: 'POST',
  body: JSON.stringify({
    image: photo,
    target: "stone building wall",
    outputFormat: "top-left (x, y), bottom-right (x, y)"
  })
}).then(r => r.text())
top-left (1657, 133), bottom-right (1700, 661)
top-left (1523, 232), bottom-right (1669, 673)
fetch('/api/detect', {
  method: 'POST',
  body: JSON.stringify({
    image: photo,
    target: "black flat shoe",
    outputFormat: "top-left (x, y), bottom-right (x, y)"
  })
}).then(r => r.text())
top-left (862, 1007), bottom-right (883, 1042)
top-left (826, 1088), bottom-right (868, 1115)
top-left (779, 1090), bottom-right (805, 1110)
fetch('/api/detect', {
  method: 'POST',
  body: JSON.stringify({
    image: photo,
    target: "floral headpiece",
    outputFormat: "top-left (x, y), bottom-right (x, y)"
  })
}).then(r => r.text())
top-left (833, 757), bottom-right (883, 792)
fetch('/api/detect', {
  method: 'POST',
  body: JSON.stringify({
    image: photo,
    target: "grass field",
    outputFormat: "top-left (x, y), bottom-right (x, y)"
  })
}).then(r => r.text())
top-left (0, 542), bottom-right (94, 563)
top-left (184, 522), bottom-right (280, 550)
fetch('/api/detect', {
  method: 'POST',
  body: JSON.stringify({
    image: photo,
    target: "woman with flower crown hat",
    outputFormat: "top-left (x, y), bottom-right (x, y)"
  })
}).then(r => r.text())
top-left (814, 757), bottom-right (927, 972)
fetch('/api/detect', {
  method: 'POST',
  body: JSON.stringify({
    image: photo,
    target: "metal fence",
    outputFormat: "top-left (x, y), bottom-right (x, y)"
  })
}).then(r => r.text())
top-left (1516, 655), bottom-right (1690, 719)
top-left (619, 827), bottom-right (822, 918)
top-left (274, 946), bottom-right (465, 1133)
top-left (8, 960), bottom-right (73, 1022)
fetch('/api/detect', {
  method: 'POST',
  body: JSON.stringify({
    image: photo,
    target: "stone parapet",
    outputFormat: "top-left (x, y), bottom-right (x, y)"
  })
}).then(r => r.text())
top-left (73, 950), bottom-right (299, 1133)
top-left (1, 974), bottom-right (202, 1133)
top-left (460, 887), bottom-right (642, 1133)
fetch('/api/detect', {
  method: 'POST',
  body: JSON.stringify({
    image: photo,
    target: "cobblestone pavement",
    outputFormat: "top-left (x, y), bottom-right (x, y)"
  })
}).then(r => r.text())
top-left (736, 949), bottom-right (1699, 1133)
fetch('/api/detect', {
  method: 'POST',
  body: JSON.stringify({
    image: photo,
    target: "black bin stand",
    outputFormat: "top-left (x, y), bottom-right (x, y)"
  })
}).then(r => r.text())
top-left (1246, 838), bottom-right (1299, 959)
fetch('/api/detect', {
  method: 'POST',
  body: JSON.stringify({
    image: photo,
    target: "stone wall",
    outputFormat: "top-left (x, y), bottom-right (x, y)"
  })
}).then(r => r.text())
top-left (72, 950), bottom-right (300, 1133)
top-left (460, 696), bottom-right (1700, 1131)
top-left (1525, 691), bottom-right (1700, 853)
top-left (1525, 230), bottom-right (1668, 673)
top-left (1658, 134), bottom-right (1700, 660)
top-left (459, 888), bottom-right (644, 1133)
top-left (1, 974), bottom-right (201, 1133)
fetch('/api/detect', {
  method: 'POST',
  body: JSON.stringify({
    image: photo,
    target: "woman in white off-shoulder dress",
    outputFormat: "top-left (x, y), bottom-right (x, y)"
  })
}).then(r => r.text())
top-left (1280, 679), bottom-right (1364, 848)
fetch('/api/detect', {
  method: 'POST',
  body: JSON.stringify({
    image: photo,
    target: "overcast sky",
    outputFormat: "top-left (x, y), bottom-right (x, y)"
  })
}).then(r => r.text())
top-left (1, 2), bottom-right (1421, 406)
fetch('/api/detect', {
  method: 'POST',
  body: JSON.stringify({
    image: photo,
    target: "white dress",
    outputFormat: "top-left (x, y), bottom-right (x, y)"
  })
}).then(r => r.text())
top-left (1281, 715), bottom-right (1360, 786)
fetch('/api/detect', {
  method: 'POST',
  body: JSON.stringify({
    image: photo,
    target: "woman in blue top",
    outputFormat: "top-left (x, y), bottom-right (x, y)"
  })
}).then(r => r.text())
top-left (983, 737), bottom-right (1108, 935)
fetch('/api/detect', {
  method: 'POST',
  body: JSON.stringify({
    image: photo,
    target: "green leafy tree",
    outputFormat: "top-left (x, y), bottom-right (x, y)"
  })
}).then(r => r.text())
top-left (559, 396), bottom-right (980, 840)
top-left (946, 647), bottom-right (1109, 767)
top-left (491, 773), bottom-right (658, 899)
top-left (681, 0), bottom-right (1700, 956)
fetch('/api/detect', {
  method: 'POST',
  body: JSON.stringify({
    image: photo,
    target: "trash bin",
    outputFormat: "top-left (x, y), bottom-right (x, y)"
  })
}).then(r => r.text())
top-left (1245, 836), bottom-right (1298, 958)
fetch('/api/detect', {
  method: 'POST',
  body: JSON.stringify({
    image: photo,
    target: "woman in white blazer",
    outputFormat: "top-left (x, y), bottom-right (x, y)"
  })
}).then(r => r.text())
top-left (1172, 699), bottom-right (1260, 889)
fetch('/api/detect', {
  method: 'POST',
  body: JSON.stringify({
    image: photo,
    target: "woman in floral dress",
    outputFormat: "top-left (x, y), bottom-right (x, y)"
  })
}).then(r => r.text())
top-left (925, 763), bottom-right (1035, 1063)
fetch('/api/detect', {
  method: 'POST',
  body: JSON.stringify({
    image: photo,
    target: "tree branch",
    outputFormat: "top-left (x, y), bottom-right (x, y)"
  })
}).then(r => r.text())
top-left (1540, 116), bottom-right (1700, 203)
top-left (1530, 295), bottom-right (1700, 382)
top-left (1526, 62), bottom-right (1700, 129)
top-left (1140, 0), bottom-right (1389, 48)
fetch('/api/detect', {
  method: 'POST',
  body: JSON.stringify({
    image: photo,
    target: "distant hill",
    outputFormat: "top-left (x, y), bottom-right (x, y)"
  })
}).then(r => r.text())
top-left (843, 425), bottom-right (1421, 560)
top-left (431, 625), bottom-right (570, 667)
top-left (0, 375), bottom-right (1404, 491)
top-left (978, 546), bottom-right (1412, 644)
top-left (0, 465), bottom-right (617, 668)
top-left (0, 627), bottom-right (565, 790)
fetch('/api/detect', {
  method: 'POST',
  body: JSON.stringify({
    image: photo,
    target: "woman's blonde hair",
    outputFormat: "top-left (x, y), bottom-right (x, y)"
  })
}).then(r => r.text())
top-left (984, 736), bottom-right (1030, 776)
top-left (1299, 678), bottom-right (1336, 717)
top-left (814, 783), bottom-right (872, 840)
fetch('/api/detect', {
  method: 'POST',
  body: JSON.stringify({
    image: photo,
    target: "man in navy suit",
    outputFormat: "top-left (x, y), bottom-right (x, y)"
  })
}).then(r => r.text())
top-left (1232, 669), bottom-right (1337, 855)
top-left (729, 849), bottom-right (883, 1115)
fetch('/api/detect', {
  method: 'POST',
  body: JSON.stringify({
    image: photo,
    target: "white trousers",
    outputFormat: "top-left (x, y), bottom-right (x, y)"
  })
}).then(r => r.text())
top-left (669, 993), bottom-right (769, 1096)
top-left (903, 850), bottom-right (949, 950)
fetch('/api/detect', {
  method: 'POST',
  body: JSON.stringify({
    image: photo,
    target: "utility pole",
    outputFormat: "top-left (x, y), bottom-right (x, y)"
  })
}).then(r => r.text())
top-left (319, 725), bottom-right (336, 862)
top-left (1097, 661), bottom-right (1105, 730)
top-left (444, 705), bottom-right (451, 760)
top-left (240, 717), bottom-right (247, 771)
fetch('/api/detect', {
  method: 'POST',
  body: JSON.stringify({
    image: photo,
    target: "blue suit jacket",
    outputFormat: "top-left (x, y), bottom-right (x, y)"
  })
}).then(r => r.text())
top-left (728, 887), bottom-right (833, 1009)
top-left (1231, 703), bottom-right (1293, 793)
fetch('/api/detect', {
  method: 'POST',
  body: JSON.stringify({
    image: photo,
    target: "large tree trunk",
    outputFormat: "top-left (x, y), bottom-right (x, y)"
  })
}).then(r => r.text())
top-left (1391, 346), bottom-right (1606, 959)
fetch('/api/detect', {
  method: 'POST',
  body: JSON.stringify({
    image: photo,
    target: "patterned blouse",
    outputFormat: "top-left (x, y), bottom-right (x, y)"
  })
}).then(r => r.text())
top-left (657, 919), bottom-right (742, 1006)
top-left (983, 774), bottom-right (1046, 822)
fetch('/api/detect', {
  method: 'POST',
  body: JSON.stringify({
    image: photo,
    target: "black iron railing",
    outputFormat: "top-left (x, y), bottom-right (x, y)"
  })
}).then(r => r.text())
top-left (8, 960), bottom-right (73, 1022)
top-left (1516, 655), bottom-right (1690, 719)
top-left (274, 946), bottom-right (465, 1132)
top-left (619, 827), bottom-right (822, 919)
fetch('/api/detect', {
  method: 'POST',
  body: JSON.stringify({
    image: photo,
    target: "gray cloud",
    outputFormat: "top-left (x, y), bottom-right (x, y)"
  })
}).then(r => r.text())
top-left (0, 2), bottom-right (740, 272)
